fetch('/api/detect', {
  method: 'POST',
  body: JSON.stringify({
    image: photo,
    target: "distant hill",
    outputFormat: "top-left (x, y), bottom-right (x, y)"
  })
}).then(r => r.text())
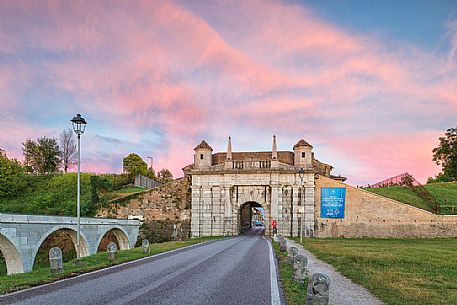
top-left (365, 182), bottom-right (457, 214)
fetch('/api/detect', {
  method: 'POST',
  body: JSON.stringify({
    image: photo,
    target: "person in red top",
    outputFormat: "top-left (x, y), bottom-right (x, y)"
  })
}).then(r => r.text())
top-left (272, 219), bottom-right (278, 236)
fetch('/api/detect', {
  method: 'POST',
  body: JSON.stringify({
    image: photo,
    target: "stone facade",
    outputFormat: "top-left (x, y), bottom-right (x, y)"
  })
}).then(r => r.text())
top-left (97, 178), bottom-right (191, 222)
top-left (314, 175), bottom-right (457, 237)
top-left (185, 136), bottom-right (335, 237)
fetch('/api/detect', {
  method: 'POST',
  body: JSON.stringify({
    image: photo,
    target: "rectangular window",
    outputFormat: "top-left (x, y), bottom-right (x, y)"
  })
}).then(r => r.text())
top-left (302, 152), bottom-right (306, 158)
top-left (200, 154), bottom-right (204, 160)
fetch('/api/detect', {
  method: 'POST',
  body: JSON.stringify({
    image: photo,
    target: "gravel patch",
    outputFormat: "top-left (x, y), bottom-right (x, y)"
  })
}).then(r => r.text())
top-left (283, 238), bottom-right (384, 305)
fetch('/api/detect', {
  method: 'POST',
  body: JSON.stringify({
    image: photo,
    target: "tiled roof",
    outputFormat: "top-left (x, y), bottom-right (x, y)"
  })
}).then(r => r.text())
top-left (194, 140), bottom-right (213, 150)
top-left (293, 139), bottom-right (313, 149)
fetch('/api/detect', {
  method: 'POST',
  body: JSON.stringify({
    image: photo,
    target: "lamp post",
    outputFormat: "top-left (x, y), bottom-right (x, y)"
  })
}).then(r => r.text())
top-left (147, 156), bottom-right (153, 170)
top-left (71, 114), bottom-right (87, 261)
top-left (298, 168), bottom-right (305, 243)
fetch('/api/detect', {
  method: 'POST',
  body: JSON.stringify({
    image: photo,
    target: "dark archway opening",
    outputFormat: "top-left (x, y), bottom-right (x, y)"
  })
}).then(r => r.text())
top-left (97, 230), bottom-right (120, 252)
top-left (240, 201), bottom-right (265, 235)
top-left (33, 229), bottom-right (77, 270)
top-left (0, 250), bottom-right (6, 276)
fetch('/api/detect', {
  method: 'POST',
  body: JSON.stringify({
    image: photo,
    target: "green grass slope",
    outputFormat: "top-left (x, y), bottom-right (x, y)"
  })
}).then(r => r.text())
top-left (300, 238), bottom-right (457, 305)
top-left (366, 182), bottom-right (457, 214)
top-left (0, 173), bottom-right (132, 217)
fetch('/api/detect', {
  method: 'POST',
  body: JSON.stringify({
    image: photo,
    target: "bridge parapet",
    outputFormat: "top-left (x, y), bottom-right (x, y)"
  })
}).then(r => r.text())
top-left (0, 213), bottom-right (140, 275)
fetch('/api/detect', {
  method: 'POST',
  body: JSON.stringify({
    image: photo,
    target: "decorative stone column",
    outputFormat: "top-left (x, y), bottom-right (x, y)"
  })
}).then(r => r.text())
top-left (304, 185), bottom-right (315, 237)
top-left (223, 186), bottom-right (232, 235)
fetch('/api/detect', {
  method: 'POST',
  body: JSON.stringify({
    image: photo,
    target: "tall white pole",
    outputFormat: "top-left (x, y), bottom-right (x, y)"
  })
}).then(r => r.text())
top-left (77, 134), bottom-right (81, 260)
top-left (300, 176), bottom-right (304, 244)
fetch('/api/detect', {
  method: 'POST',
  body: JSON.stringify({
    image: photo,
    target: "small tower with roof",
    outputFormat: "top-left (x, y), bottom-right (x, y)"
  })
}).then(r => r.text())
top-left (194, 140), bottom-right (213, 168)
top-left (293, 139), bottom-right (313, 168)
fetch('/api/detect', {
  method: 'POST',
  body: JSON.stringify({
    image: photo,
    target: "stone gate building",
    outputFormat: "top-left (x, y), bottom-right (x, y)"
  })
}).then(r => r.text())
top-left (184, 136), bottom-right (341, 237)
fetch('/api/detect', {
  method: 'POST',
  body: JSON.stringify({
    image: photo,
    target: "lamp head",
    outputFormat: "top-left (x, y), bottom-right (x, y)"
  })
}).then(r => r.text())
top-left (71, 114), bottom-right (87, 135)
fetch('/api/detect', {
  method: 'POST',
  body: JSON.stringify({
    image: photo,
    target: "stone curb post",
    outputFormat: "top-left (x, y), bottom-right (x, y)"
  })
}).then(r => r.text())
top-left (306, 273), bottom-right (330, 305)
top-left (142, 239), bottom-right (150, 254)
top-left (49, 247), bottom-right (63, 274)
top-left (288, 246), bottom-right (298, 263)
top-left (107, 242), bottom-right (118, 261)
top-left (293, 254), bottom-right (308, 284)
top-left (279, 239), bottom-right (287, 252)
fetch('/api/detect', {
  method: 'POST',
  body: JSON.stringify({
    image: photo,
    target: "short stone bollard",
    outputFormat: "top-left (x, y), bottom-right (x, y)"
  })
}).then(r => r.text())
top-left (49, 247), bottom-right (63, 274)
top-left (142, 239), bottom-right (150, 254)
top-left (306, 273), bottom-right (331, 305)
top-left (279, 240), bottom-right (287, 252)
top-left (293, 254), bottom-right (308, 284)
top-left (107, 242), bottom-right (118, 261)
top-left (288, 246), bottom-right (298, 263)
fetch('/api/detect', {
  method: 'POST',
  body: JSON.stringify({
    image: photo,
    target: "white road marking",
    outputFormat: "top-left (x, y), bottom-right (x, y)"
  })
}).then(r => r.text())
top-left (2, 239), bottom-right (221, 298)
top-left (267, 237), bottom-right (281, 305)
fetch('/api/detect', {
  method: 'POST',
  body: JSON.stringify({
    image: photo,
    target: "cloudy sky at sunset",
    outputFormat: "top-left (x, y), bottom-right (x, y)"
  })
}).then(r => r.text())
top-left (1, 0), bottom-right (456, 185)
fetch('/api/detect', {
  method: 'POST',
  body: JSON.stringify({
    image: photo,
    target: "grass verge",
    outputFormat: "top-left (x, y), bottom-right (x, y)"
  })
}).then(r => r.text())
top-left (272, 240), bottom-right (307, 305)
top-left (297, 237), bottom-right (457, 305)
top-left (0, 237), bottom-right (221, 295)
top-left (365, 182), bottom-right (457, 214)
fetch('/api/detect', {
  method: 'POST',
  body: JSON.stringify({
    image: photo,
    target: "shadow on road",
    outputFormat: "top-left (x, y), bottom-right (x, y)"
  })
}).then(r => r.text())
top-left (240, 226), bottom-right (265, 236)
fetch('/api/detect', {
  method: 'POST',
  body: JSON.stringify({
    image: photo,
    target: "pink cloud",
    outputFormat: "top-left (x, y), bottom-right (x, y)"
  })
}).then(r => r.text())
top-left (0, 0), bottom-right (456, 183)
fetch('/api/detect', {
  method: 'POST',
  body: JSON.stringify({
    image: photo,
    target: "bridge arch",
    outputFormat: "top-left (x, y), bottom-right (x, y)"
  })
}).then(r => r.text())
top-left (0, 232), bottom-right (24, 275)
top-left (96, 226), bottom-right (131, 252)
top-left (32, 226), bottom-right (90, 267)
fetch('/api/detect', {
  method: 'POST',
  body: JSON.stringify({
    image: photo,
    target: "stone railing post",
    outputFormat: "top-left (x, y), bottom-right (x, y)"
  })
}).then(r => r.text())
top-left (293, 254), bottom-right (308, 284)
top-left (288, 246), bottom-right (298, 263)
top-left (107, 242), bottom-right (118, 261)
top-left (142, 239), bottom-right (150, 254)
top-left (49, 247), bottom-right (63, 274)
top-left (306, 273), bottom-right (330, 305)
top-left (279, 239), bottom-right (287, 252)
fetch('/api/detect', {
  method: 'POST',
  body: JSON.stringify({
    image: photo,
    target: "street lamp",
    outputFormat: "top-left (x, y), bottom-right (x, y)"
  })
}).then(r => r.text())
top-left (71, 114), bottom-right (87, 261)
top-left (147, 156), bottom-right (153, 170)
top-left (298, 168), bottom-right (305, 243)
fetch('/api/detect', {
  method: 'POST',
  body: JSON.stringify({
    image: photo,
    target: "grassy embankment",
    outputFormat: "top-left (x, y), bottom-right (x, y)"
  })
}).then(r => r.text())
top-left (0, 173), bottom-right (136, 217)
top-left (365, 182), bottom-right (457, 214)
top-left (272, 241), bottom-right (307, 304)
top-left (0, 237), bottom-right (220, 295)
top-left (298, 238), bottom-right (457, 305)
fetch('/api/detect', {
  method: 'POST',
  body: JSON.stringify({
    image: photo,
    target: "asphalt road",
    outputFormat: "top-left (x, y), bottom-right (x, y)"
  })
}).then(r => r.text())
top-left (1, 227), bottom-right (280, 305)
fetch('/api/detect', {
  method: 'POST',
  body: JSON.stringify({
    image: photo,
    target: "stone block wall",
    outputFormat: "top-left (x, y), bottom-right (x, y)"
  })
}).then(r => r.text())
top-left (315, 175), bottom-right (457, 238)
top-left (97, 178), bottom-right (191, 222)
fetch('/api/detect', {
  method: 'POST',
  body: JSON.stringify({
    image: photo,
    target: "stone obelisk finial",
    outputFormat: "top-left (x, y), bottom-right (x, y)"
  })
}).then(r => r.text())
top-left (272, 134), bottom-right (277, 160)
top-left (227, 135), bottom-right (232, 160)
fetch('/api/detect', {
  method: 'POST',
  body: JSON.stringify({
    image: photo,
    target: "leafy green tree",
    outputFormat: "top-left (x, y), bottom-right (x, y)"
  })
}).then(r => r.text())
top-left (432, 128), bottom-right (457, 182)
top-left (157, 168), bottom-right (173, 182)
top-left (122, 153), bottom-right (148, 177)
top-left (22, 137), bottom-right (61, 173)
top-left (0, 153), bottom-right (25, 197)
top-left (146, 167), bottom-right (156, 179)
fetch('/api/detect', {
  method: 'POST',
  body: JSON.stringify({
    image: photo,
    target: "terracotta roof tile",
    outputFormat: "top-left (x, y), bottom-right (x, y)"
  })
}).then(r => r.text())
top-left (194, 140), bottom-right (213, 150)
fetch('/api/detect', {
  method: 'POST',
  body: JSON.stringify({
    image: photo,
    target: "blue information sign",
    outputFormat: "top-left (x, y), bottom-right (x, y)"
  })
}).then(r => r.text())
top-left (320, 188), bottom-right (346, 218)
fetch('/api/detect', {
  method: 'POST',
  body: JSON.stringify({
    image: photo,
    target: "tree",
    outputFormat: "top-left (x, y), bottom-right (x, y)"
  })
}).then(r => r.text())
top-left (22, 137), bottom-right (61, 173)
top-left (59, 128), bottom-right (77, 173)
top-left (0, 153), bottom-right (25, 197)
top-left (123, 153), bottom-right (148, 177)
top-left (432, 127), bottom-right (457, 182)
top-left (157, 168), bottom-right (173, 182)
top-left (146, 167), bottom-right (156, 179)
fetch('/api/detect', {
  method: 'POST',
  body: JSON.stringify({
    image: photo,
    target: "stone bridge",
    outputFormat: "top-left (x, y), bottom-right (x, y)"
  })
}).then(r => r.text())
top-left (0, 213), bottom-right (140, 275)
